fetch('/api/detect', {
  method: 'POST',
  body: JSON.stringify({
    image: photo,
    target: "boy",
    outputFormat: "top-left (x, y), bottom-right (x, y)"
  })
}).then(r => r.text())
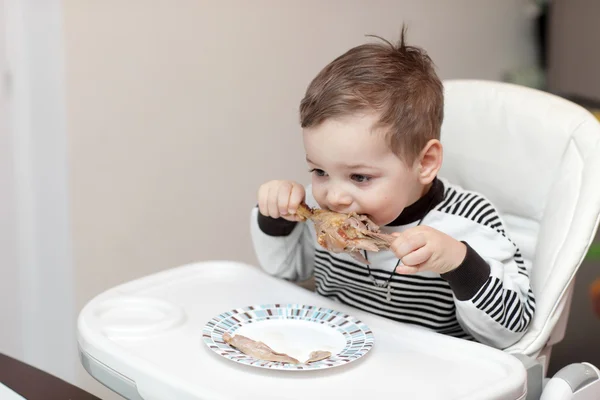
top-left (250, 30), bottom-right (535, 349)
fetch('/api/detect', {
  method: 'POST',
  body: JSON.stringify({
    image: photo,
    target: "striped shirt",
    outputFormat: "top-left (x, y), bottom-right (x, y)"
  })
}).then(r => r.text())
top-left (250, 178), bottom-right (536, 349)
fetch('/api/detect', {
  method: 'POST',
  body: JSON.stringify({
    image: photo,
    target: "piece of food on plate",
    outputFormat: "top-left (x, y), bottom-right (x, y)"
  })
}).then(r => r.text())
top-left (222, 332), bottom-right (300, 364)
top-left (306, 350), bottom-right (332, 363)
top-left (296, 202), bottom-right (395, 264)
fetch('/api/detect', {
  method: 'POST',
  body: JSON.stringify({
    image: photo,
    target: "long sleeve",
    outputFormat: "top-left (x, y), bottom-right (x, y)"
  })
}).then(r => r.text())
top-left (249, 207), bottom-right (316, 281)
top-left (432, 213), bottom-right (536, 349)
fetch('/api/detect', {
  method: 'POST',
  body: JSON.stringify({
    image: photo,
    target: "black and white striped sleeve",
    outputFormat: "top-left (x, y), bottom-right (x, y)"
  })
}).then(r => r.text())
top-left (434, 189), bottom-right (536, 349)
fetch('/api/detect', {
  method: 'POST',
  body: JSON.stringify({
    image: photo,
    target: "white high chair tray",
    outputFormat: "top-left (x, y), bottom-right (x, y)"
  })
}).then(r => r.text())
top-left (77, 261), bottom-right (527, 400)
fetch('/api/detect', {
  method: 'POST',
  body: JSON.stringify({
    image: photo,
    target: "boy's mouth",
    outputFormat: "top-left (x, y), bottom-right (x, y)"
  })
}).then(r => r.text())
top-left (327, 207), bottom-right (358, 215)
top-left (326, 207), bottom-right (374, 221)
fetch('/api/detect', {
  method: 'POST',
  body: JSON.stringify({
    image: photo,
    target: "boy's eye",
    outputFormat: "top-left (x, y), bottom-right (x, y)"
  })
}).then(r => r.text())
top-left (309, 168), bottom-right (327, 177)
top-left (351, 174), bottom-right (371, 183)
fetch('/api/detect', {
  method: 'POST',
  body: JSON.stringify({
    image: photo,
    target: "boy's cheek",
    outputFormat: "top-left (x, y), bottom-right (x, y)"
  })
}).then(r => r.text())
top-left (310, 186), bottom-right (324, 204)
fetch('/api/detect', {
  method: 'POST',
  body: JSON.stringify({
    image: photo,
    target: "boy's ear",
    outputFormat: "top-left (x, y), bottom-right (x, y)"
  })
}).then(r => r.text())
top-left (416, 139), bottom-right (443, 184)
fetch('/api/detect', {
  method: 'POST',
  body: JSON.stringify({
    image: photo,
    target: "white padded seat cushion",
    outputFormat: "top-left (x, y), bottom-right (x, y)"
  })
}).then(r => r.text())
top-left (439, 80), bottom-right (600, 355)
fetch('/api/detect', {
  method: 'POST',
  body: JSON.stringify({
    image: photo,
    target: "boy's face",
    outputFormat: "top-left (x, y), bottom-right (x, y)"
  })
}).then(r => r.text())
top-left (303, 113), bottom-right (426, 226)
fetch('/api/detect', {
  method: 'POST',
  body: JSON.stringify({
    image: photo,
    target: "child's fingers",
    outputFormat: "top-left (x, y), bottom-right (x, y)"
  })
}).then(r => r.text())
top-left (266, 184), bottom-right (280, 218)
top-left (257, 184), bottom-right (270, 217)
top-left (395, 264), bottom-right (420, 274)
top-left (277, 182), bottom-right (294, 216)
top-left (258, 181), bottom-right (305, 220)
top-left (390, 232), bottom-right (426, 259)
top-left (287, 184), bottom-right (305, 215)
top-left (281, 214), bottom-right (304, 222)
top-left (400, 245), bottom-right (432, 267)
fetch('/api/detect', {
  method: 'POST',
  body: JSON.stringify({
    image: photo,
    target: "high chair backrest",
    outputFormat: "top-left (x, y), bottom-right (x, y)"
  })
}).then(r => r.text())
top-left (439, 80), bottom-right (600, 360)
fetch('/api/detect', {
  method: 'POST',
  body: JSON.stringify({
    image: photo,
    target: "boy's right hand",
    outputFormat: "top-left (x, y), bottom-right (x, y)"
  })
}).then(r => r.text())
top-left (258, 180), bottom-right (306, 222)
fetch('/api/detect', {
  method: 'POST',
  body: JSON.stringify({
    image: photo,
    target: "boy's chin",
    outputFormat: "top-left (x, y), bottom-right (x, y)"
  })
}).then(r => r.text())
top-left (364, 214), bottom-right (385, 226)
top-left (368, 213), bottom-right (400, 227)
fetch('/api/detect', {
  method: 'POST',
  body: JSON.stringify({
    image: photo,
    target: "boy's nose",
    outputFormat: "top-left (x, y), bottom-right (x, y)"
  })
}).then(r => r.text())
top-left (326, 188), bottom-right (352, 210)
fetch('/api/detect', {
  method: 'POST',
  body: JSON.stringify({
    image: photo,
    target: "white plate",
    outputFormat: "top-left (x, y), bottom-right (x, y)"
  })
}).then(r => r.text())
top-left (202, 303), bottom-right (374, 370)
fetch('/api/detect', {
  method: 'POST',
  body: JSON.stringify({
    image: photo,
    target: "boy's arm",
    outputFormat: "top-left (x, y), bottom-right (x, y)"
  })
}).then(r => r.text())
top-left (249, 207), bottom-right (315, 281)
top-left (439, 221), bottom-right (536, 349)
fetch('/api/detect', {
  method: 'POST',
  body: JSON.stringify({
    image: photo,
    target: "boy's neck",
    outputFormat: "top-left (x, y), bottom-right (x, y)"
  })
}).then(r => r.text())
top-left (386, 178), bottom-right (443, 226)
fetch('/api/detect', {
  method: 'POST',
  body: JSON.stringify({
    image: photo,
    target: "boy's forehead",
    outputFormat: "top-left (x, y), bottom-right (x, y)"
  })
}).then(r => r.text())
top-left (302, 115), bottom-right (394, 165)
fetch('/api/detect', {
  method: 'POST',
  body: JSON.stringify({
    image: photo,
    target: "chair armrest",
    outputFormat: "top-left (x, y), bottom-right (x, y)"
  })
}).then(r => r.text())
top-left (540, 363), bottom-right (600, 400)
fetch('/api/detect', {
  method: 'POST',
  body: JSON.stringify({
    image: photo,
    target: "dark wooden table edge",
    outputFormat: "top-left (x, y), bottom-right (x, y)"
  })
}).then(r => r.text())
top-left (0, 353), bottom-right (101, 400)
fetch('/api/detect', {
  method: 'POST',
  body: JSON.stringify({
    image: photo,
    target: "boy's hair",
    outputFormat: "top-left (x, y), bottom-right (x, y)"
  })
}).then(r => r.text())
top-left (299, 28), bottom-right (443, 165)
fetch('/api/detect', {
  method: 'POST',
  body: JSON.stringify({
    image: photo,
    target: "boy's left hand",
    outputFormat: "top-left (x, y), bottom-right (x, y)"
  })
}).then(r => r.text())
top-left (390, 226), bottom-right (467, 275)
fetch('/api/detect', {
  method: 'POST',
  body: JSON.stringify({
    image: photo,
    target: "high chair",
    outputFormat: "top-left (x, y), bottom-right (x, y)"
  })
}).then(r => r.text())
top-left (77, 80), bottom-right (600, 400)
top-left (440, 79), bottom-right (600, 399)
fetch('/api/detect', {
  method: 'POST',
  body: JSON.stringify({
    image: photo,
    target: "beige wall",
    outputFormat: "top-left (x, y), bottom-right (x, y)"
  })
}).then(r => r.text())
top-left (63, 1), bottom-right (537, 397)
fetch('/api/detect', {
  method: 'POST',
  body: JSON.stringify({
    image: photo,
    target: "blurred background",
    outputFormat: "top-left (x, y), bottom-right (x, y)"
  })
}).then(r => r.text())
top-left (0, 0), bottom-right (599, 399)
